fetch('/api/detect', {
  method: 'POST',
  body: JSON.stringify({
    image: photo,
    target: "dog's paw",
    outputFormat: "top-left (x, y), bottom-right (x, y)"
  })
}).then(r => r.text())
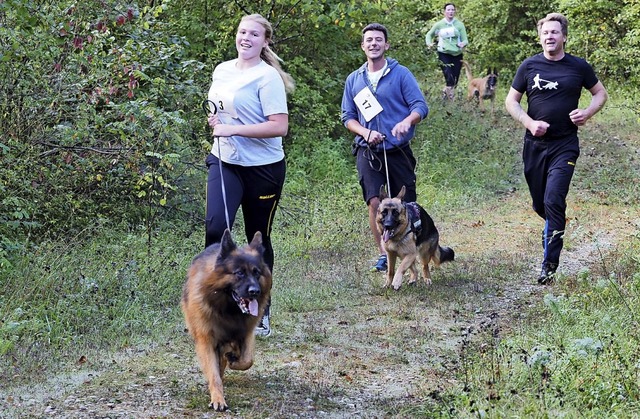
top-left (209, 399), bottom-right (228, 412)
top-left (392, 275), bottom-right (404, 290)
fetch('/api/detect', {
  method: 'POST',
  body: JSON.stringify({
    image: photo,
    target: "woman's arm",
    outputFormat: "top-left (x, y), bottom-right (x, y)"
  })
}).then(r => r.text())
top-left (210, 113), bottom-right (289, 138)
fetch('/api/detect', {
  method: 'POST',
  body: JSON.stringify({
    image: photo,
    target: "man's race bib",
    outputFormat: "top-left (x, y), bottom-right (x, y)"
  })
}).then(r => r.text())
top-left (354, 86), bottom-right (383, 122)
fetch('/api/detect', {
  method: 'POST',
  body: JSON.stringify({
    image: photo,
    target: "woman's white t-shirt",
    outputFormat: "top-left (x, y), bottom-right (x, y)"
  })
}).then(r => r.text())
top-left (208, 59), bottom-right (288, 166)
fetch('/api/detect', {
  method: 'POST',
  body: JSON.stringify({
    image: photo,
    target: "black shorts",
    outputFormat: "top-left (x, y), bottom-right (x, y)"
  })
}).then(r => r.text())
top-left (356, 145), bottom-right (417, 204)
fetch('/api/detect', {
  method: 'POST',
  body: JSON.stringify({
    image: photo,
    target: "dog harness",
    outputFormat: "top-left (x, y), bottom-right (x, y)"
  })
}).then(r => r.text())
top-left (405, 202), bottom-right (422, 237)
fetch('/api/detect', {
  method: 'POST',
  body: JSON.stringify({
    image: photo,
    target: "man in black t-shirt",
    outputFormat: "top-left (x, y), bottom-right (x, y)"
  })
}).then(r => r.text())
top-left (505, 13), bottom-right (608, 285)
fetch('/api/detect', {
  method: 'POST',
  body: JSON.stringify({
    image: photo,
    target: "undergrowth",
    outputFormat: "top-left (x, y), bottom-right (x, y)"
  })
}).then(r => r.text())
top-left (0, 224), bottom-right (198, 381)
top-left (1, 92), bottom-right (639, 417)
top-left (427, 238), bottom-right (640, 418)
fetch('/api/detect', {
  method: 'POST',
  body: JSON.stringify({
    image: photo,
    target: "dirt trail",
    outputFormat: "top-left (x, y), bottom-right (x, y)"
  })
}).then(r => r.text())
top-left (2, 185), bottom-right (636, 418)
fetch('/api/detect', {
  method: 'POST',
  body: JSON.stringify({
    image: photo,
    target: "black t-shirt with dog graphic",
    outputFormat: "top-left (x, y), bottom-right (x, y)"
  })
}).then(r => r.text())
top-left (512, 52), bottom-right (599, 140)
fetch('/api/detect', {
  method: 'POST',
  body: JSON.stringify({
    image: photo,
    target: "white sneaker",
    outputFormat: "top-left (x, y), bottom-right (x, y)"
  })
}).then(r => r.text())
top-left (255, 312), bottom-right (271, 337)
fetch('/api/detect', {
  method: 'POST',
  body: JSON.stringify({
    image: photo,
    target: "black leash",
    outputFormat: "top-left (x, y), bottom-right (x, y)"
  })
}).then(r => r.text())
top-left (381, 135), bottom-right (391, 193)
top-left (202, 99), bottom-right (231, 230)
top-left (363, 134), bottom-right (416, 193)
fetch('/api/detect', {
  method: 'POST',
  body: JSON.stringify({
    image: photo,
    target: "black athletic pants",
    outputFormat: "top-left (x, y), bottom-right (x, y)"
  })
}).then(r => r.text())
top-left (522, 135), bottom-right (580, 266)
top-left (438, 51), bottom-right (463, 87)
top-left (205, 153), bottom-right (286, 271)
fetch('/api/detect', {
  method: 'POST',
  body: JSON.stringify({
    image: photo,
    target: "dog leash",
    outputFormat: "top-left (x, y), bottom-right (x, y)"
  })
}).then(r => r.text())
top-left (202, 99), bottom-right (231, 230)
top-left (365, 133), bottom-right (414, 194)
top-left (381, 135), bottom-right (391, 194)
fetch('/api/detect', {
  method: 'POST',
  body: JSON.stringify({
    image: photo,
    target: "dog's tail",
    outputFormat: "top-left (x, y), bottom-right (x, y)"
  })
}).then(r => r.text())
top-left (461, 60), bottom-right (473, 81)
top-left (434, 245), bottom-right (455, 266)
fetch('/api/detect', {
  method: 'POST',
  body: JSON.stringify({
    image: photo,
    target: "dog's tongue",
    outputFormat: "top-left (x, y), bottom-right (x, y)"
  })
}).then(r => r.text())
top-left (382, 229), bottom-right (391, 243)
top-left (249, 299), bottom-right (259, 316)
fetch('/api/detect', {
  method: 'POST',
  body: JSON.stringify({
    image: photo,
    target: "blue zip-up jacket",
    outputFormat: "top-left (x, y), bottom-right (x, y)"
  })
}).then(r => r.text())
top-left (341, 57), bottom-right (428, 152)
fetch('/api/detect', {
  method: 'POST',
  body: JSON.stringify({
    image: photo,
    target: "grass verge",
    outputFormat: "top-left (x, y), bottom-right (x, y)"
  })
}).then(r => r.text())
top-left (1, 93), bottom-right (639, 417)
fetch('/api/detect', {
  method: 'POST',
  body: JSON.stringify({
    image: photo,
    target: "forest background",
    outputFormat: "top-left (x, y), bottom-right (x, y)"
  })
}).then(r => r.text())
top-left (2, 0), bottom-right (638, 246)
top-left (1, 0), bottom-right (640, 417)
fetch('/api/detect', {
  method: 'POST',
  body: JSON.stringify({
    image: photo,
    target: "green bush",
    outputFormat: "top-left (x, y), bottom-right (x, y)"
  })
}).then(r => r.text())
top-left (0, 0), bottom-right (206, 243)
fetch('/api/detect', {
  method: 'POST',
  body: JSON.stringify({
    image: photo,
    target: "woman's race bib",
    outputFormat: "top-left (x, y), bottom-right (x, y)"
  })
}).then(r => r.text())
top-left (438, 26), bottom-right (456, 40)
top-left (209, 88), bottom-right (238, 119)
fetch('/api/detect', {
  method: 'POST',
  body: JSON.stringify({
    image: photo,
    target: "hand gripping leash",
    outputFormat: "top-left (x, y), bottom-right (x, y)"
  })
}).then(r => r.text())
top-left (202, 99), bottom-right (231, 230)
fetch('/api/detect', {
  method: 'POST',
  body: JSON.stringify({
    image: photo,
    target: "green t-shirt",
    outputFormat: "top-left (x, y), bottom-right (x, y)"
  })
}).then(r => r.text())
top-left (425, 18), bottom-right (468, 56)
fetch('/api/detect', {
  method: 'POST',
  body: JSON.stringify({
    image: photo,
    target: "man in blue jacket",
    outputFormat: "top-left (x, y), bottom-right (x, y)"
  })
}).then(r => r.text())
top-left (341, 22), bottom-right (429, 272)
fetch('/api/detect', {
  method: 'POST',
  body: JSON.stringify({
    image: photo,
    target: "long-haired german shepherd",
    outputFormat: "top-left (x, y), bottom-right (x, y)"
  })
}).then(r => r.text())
top-left (181, 229), bottom-right (272, 411)
top-left (377, 185), bottom-right (454, 290)
top-left (461, 60), bottom-right (498, 115)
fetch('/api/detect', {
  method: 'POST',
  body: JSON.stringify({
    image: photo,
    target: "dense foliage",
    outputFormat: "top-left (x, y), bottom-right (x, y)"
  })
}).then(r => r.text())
top-left (1, 0), bottom-right (639, 263)
top-left (2, 2), bottom-right (640, 416)
top-left (1, 0), bottom-right (207, 261)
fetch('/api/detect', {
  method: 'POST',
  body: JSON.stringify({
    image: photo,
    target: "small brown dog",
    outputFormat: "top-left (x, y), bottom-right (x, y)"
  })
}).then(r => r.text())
top-left (181, 229), bottom-right (272, 411)
top-left (462, 60), bottom-right (498, 114)
top-left (376, 185), bottom-right (454, 290)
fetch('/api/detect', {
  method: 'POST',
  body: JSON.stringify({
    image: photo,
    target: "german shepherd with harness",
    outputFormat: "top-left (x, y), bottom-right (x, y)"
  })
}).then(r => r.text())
top-left (461, 60), bottom-right (498, 115)
top-left (181, 229), bottom-right (272, 411)
top-left (376, 185), bottom-right (454, 290)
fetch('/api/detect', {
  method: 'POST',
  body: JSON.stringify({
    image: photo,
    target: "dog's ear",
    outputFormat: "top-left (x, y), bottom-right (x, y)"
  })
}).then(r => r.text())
top-left (379, 184), bottom-right (388, 201)
top-left (248, 230), bottom-right (265, 255)
top-left (396, 185), bottom-right (406, 201)
top-left (218, 229), bottom-right (237, 260)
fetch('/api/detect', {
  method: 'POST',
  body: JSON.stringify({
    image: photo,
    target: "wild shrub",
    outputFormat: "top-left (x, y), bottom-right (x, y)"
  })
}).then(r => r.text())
top-left (0, 1), bottom-right (206, 245)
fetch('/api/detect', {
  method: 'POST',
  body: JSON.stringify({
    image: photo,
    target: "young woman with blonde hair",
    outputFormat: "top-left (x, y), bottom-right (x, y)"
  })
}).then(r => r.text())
top-left (204, 14), bottom-right (295, 336)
